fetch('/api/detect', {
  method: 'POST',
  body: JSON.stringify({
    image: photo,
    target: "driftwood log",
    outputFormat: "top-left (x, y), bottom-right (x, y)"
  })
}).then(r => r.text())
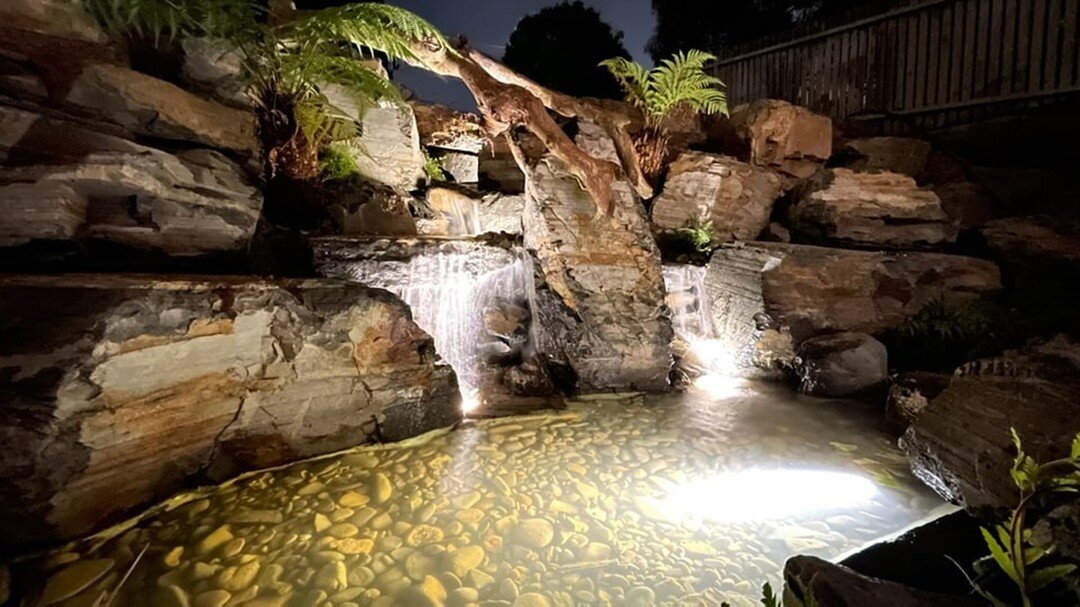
top-left (407, 38), bottom-right (651, 215)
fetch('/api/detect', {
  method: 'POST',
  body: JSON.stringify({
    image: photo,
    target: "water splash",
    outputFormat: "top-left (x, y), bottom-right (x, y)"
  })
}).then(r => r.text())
top-left (317, 239), bottom-right (529, 410)
top-left (663, 264), bottom-right (739, 382)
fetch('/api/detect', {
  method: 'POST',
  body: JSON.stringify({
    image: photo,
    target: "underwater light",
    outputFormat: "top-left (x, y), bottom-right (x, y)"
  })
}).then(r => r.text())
top-left (460, 389), bottom-right (481, 415)
top-left (660, 469), bottom-right (878, 523)
top-left (693, 373), bottom-right (746, 399)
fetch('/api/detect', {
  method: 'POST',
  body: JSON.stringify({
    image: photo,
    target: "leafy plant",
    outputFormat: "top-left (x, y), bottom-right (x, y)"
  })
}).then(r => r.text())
top-left (890, 297), bottom-right (1010, 373)
top-left (721, 581), bottom-right (816, 607)
top-left (676, 218), bottom-right (716, 252)
top-left (600, 50), bottom-right (728, 182)
top-left (965, 429), bottom-right (1080, 607)
top-left (319, 143), bottom-right (360, 181)
top-left (422, 150), bottom-right (446, 182)
top-left (81, 0), bottom-right (449, 179)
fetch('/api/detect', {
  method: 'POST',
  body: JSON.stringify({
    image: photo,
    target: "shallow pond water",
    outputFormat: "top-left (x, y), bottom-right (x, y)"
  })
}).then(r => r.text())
top-left (17, 381), bottom-right (949, 607)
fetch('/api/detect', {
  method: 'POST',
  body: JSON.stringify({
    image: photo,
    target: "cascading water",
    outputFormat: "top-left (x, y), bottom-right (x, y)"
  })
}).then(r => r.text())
top-left (663, 263), bottom-right (740, 382)
top-left (315, 238), bottom-right (529, 413)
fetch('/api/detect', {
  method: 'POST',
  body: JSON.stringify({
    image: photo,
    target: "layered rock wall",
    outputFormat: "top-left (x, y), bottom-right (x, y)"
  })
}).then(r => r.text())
top-left (0, 275), bottom-right (459, 546)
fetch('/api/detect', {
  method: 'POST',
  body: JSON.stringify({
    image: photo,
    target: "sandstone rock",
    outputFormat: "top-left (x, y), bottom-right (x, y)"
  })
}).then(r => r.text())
top-left (181, 37), bottom-right (248, 107)
top-left (478, 193), bottom-right (525, 235)
top-left (351, 101), bottom-right (425, 190)
top-left (326, 182), bottom-right (418, 236)
top-left (885, 372), bottom-right (951, 434)
top-left (901, 336), bottom-right (1080, 509)
top-left (724, 99), bottom-right (832, 184)
top-left (832, 137), bottom-right (932, 177)
top-left (0, 274), bottom-right (459, 545)
top-left (0, 106), bottom-right (262, 261)
top-left (410, 101), bottom-right (485, 154)
top-left (524, 154), bottom-right (673, 392)
top-left (795, 332), bottom-right (887, 397)
top-left (651, 151), bottom-right (782, 242)
top-left (704, 243), bottom-right (1001, 370)
top-left (0, 182), bottom-right (86, 246)
top-left (920, 152), bottom-right (995, 227)
top-left (789, 168), bottom-right (957, 250)
top-left (981, 216), bottom-right (1080, 264)
top-left (0, 0), bottom-right (106, 44)
top-left (64, 63), bottom-right (257, 154)
top-left (432, 149), bottom-right (479, 184)
top-left (783, 555), bottom-right (981, 607)
top-left (420, 187), bottom-right (524, 236)
top-left (574, 120), bottom-right (620, 164)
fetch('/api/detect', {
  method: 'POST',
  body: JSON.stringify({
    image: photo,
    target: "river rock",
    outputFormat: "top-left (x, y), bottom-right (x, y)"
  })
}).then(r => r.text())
top-left (788, 168), bottom-right (957, 250)
top-left (721, 99), bottom-right (832, 184)
top-left (795, 332), bottom-right (887, 397)
top-left (0, 275), bottom-right (459, 546)
top-left (650, 152), bottom-right (782, 242)
top-left (902, 335), bottom-right (1080, 509)
top-left (523, 154), bottom-right (673, 392)
top-left (0, 106), bottom-right (262, 264)
top-left (831, 137), bottom-right (932, 177)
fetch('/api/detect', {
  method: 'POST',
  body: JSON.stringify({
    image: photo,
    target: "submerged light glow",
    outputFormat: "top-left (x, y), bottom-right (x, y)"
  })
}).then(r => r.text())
top-left (662, 469), bottom-right (878, 523)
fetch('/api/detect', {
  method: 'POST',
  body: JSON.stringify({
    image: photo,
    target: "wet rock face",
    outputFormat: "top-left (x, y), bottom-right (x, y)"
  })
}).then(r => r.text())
top-left (0, 275), bottom-right (459, 546)
top-left (523, 154), bottom-right (674, 393)
top-left (650, 152), bottom-right (782, 242)
top-left (795, 332), bottom-right (887, 397)
top-left (885, 372), bottom-right (951, 435)
top-left (901, 336), bottom-right (1080, 509)
top-left (789, 168), bottom-right (957, 250)
top-left (722, 99), bottom-right (833, 185)
top-left (706, 243), bottom-right (1002, 348)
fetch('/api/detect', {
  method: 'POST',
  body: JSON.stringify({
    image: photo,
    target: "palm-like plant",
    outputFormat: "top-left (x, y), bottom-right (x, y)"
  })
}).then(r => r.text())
top-left (82, 0), bottom-right (448, 179)
top-left (600, 50), bottom-right (728, 183)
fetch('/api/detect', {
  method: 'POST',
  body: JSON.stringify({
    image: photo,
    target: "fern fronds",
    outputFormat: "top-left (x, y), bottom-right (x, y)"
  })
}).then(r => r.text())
top-left (82, 0), bottom-right (262, 45)
top-left (285, 3), bottom-right (449, 66)
top-left (600, 50), bottom-right (727, 125)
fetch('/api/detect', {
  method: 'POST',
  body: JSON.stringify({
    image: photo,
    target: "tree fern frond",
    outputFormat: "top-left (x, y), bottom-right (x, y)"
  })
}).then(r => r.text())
top-left (82, 0), bottom-right (262, 43)
top-left (601, 49), bottom-right (727, 124)
top-left (285, 3), bottom-right (449, 65)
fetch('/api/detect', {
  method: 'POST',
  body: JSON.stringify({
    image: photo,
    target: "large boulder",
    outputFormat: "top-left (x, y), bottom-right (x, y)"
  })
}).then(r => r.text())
top-left (795, 332), bottom-right (887, 397)
top-left (788, 168), bottom-right (957, 250)
top-left (0, 182), bottom-right (87, 247)
top-left (0, 106), bottom-right (262, 263)
top-left (352, 101), bottom-right (426, 191)
top-left (920, 152), bottom-right (996, 228)
top-left (63, 63), bottom-right (258, 155)
top-left (0, 0), bottom-right (106, 45)
top-left (410, 100), bottom-right (485, 154)
top-left (650, 151), bottom-right (782, 242)
top-left (704, 243), bottom-right (1001, 371)
top-left (901, 336), bottom-right (1080, 510)
top-left (0, 274), bottom-right (459, 546)
top-left (180, 37), bottom-right (248, 107)
top-left (524, 154), bottom-right (673, 393)
top-left (783, 556), bottom-right (981, 607)
top-left (832, 137), bottom-right (933, 177)
top-left (479, 139), bottom-right (526, 194)
top-left (721, 99), bottom-right (832, 185)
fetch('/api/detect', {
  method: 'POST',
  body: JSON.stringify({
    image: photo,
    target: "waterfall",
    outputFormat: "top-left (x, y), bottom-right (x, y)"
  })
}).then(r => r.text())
top-left (315, 238), bottom-right (529, 412)
top-left (443, 196), bottom-right (481, 237)
top-left (663, 263), bottom-right (739, 380)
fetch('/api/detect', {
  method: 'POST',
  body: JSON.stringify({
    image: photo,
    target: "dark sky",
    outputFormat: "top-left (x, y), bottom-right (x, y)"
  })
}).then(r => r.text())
top-left (391, 0), bottom-right (655, 110)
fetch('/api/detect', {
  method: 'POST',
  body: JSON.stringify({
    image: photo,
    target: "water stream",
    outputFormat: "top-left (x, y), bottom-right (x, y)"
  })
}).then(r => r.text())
top-left (14, 384), bottom-right (948, 607)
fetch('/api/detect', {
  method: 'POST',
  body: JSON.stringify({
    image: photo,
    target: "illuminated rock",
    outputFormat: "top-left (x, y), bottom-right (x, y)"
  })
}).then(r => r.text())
top-left (0, 275), bottom-right (459, 545)
top-left (794, 332), bottom-right (887, 397)
top-left (788, 168), bottom-right (956, 250)
top-left (523, 154), bottom-right (674, 392)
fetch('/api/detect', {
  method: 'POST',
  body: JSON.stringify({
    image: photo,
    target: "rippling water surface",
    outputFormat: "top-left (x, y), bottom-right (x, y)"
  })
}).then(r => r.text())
top-left (19, 382), bottom-right (949, 607)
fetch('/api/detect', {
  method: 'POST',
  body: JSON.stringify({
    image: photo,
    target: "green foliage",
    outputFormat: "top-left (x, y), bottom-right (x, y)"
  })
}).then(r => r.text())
top-left (761, 582), bottom-right (782, 607)
top-left (900, 297), bottom-right (995, 343)
top-left (890, 296), bottom-right (1012, 373)
top-left (82, 0), bottom-right (449, 169)
top-left (319, 144), bottom-right (360, 181)
top-left (600, 50), bottom-right (728, 126)
top-left (422, 151), bottom-right (445, 182)
top-left (676, 218), bottom-right (715, 252)
top-left (968, 429), bottom-right (1080, 607)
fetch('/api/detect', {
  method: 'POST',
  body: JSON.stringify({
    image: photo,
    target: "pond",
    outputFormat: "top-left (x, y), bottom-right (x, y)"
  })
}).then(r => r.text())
top-left (17, 381), bottom-right (949, 607)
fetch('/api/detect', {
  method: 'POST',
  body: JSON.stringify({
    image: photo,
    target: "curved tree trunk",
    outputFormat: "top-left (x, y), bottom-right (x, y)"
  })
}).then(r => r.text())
top-left (408, 39), bottom-right (651, 215)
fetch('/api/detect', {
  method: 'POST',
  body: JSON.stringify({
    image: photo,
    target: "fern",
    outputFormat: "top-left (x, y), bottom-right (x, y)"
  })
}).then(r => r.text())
top-left (82, 0), bottom-right (262, 45)
top-left (600, 50), bottom-right (728, 126)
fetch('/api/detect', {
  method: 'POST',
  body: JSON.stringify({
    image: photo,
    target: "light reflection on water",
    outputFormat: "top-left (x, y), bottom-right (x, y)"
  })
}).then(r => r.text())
top-left (16, 383), bottom-right (948, 607)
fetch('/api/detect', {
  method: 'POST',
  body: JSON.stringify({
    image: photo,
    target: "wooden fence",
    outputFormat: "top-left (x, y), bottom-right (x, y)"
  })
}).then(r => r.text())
top-left (712, 0), bottom-right (1080, 131)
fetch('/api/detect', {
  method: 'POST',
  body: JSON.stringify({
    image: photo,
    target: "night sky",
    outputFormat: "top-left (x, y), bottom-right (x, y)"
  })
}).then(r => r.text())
top-left (391, 0), bottom-right (655, 110)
